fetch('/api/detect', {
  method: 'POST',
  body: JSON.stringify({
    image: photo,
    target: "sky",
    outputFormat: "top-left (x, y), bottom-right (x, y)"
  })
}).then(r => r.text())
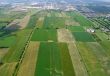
top-left (97, 0), bottom-right (110, 1)
top-left (0, 0), bottom-right (110, 3)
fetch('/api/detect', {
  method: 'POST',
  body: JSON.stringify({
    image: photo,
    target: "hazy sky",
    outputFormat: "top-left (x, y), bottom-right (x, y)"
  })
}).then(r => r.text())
top-left (0, 0), bottom-right (110, 3)
top-left (98, 0), bottom-right (110, 2)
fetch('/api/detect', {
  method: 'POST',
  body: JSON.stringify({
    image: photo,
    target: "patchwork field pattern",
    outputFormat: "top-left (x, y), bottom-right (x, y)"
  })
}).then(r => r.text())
top-left (0, 10), bottom-right (110, 76)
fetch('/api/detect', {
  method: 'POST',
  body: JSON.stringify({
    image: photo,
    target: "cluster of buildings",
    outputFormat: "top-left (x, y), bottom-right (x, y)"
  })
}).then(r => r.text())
top-left (0, 1), bottom-right (77, 12)
top-left (11, 2), bottom-right (75, 11)
top-left (28, 2), bottom-right (76, 11)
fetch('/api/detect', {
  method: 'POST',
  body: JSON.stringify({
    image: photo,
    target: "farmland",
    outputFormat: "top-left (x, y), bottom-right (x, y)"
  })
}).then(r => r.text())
top-left (31, 29), bottom-right (57, 42)
top-left (35, 42), bottom-right (62, 76)
top-left (35, 42), bottom-right (75, 76)
top-left (66, 11), bottom-right (93, 27)
top-left (73, 32), bottom-right (95, 42)
top-left (43, 17), bottom-right (65, 28)
top-left (17, 42), bottom-right (40, 76)
top-left (76, 42), bottom-right (107, 76)
top-left (0, 35), bottom-right (16, 48)
top-left (68, 26), bottom-right (85, 32)
top-left (0, 6), bottom-right (110, 76)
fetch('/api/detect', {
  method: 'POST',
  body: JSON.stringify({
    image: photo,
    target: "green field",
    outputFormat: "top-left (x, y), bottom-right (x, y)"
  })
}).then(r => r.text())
top-left (76, 42), bottom-right (107, 76)
top-left (0, 35), bottom-right (16, 47)
top-left (59, 43), bottom-right (75, 76)
top-left (86, 42), bottom-right (110, 75)
top-left (3, 29), bottom-right (32, 62)
top-left (35, 43), bottom-right (53, 76)
top-left (95, 30), bottom-right (109, 41)
top-left (68, 26), bottom-right (85, 32)
top-left (73, 32), bottom-right (95, 42)
top-left (26, 14), bottom-right (38, 28)
top-left (67, 11), bottom-right (93, 27)
top-left (35, 42), bottom-right (75, 76)
top-left (31, 29), bottom-right (57, 42)
top-left (43, 17), bottom-right (65, 28)
top-left (99, 41), bottom-right (110, 56)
